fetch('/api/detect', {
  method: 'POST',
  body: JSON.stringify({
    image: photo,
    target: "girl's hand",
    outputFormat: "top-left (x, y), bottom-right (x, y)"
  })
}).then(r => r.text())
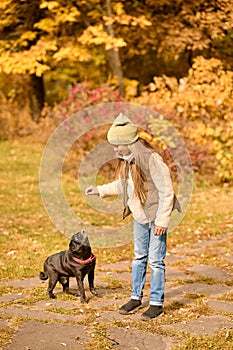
top-left (154, 226), bottom-right (166, 236)
top-left (85, 185), bottom-right (99, 196)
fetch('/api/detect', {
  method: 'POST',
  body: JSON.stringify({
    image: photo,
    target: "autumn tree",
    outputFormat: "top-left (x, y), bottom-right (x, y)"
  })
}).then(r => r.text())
top-left (120, 0), bottom-right (233, 83)
top-left (0, 0), bottom-right (84, 120)
top-left (0, 0), bottom-right (232, 121)
top-left (0, 0), bottom-right (150, 120)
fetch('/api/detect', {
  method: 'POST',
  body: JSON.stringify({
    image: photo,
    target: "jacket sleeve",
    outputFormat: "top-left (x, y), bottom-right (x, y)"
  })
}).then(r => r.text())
top-left (149, 153), bottom-right (174, 228)
top-left (97, 179), bottom-right (123, 198)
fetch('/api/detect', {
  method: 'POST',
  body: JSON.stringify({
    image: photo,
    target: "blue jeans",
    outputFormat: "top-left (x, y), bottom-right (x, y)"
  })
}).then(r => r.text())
top-left (131, 220), bottom-right (167, 306)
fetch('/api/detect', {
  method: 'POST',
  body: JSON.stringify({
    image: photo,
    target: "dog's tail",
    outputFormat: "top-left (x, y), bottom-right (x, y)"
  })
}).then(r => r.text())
top-left (39, 271), bottom-right (48, 280)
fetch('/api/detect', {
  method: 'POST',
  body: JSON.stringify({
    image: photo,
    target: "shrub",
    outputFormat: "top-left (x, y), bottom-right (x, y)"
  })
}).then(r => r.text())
top-left (135, 56), bottom-right (233, 183)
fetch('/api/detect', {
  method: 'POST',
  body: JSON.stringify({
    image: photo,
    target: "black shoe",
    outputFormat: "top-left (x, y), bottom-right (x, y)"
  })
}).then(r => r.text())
top-left (119, 299), bottom-right (142, 315)
top-left (141, 305), bottom-right (163, 321)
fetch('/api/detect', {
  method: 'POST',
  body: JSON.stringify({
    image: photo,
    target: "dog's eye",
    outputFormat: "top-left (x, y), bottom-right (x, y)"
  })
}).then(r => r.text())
top-left (72, 240), bottom-right (79, 245)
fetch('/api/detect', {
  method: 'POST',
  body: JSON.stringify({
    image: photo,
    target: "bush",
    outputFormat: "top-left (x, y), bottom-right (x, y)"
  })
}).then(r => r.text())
top-left (135, 56), bottom-right (233, 183)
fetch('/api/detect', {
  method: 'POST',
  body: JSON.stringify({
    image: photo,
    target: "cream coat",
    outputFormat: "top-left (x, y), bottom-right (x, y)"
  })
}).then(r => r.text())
top-left (97, 149), bottom-right (174, 228)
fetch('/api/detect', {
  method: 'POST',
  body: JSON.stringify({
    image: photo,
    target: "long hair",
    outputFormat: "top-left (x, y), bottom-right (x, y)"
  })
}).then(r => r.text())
top-left (115, 138), bottom-right (155, 204)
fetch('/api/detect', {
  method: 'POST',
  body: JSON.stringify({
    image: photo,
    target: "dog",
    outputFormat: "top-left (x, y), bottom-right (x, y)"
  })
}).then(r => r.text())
top-left (39, 230), bottom-right (97, 303)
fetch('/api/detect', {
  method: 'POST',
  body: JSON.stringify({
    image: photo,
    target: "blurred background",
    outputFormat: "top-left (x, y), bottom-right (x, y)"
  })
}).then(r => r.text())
top-left (0, 0), bottom-right (232, 184)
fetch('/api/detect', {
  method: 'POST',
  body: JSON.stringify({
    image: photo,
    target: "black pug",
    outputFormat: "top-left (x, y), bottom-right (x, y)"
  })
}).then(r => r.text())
top-left (39, 230), bottom-right (97, 303)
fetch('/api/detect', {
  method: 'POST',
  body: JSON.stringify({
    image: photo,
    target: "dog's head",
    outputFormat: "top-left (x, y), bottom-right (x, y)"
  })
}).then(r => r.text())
top-left (69, 230), bottom-right (91, 259)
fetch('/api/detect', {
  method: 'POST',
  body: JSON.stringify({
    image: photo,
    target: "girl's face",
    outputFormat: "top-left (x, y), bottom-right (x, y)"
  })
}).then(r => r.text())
top-left (113, 144), bottom-right (131, 157)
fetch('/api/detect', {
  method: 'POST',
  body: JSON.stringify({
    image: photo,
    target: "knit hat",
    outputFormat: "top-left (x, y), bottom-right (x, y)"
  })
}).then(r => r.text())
top-left (107, 113), bottom-right (139, 145)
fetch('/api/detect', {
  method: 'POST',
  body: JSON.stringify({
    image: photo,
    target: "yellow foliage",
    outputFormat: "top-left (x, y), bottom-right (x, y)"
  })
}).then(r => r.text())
top-left (40, 1), bottom-right (59, 11)
top-left (79, 25), bottom-right (127, 50)
top-left (0, 40), bottom-right (11, 52)
top-left (13, 31), bottom-right (38, 48)
top-left (114, 2), bottom-right (125, 16)
top-left (124, 78), bottom-right (139, 98)
top-left (56, 7), bottom-right (81, 23)
top-left (0, 39), bottom-right (57, 76)
top-left (103, 16), bottom-right (115, 26)
top-left (34, 18), bottom-right (57, 32)
top-left (114, 14), bottom-right (151, 27)
top-left (155, 0), bottom-right (233, 58)
top-left (0, 0), bottom-right (12, 10)
top-left (53, 45), bottom-right (92, 62)
top-left (115, 14), bottom-right (131, 26)
top-left (39, 2), bottom-right (80, 26)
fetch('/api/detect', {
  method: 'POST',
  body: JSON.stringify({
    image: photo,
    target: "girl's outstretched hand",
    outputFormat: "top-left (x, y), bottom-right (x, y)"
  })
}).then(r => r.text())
top-left (85, 185), bottom-right (99, 196)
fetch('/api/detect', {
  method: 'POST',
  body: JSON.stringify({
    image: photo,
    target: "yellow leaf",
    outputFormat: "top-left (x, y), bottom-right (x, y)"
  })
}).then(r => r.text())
top-left (34, 18), bottom-right (57, 32)
top-left (40, 1), bottom-right (59, 10)
top-left (114, 2), bottom-right (125, 16)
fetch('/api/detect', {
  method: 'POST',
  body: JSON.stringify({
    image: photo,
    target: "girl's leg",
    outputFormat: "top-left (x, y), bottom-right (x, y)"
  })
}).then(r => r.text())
top-left (148, 225), bottom-right (167, 306)
top-left (131, 220), bottom-right (150, 300)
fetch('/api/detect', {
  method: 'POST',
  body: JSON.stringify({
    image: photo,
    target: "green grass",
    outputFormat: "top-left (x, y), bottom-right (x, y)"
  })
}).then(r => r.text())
top-left (218, 291), bottom-right (233, 302)
top-left (46, 306), bottom-right (86, 316)
top-left (0, 140), bottom-right (68, 280)
top-left (0, 328), bottom-right (14, 348)
top-left (0, 285), bottom-right (24, 296)
top-left (172, 329), bottom-right (233, 350)
top-left (85, 324), bottom-right (114, 350)
top-left (0, 315), bottom-right (25, 348)
top-left (168, 186), bottom-right (233, 246)
top-left (101, 276), bottom-right (124, 289)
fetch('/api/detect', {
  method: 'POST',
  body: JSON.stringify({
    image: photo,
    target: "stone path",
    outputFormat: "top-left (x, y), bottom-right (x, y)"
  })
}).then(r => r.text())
top-left (0, 232), bottom-right (232, 350)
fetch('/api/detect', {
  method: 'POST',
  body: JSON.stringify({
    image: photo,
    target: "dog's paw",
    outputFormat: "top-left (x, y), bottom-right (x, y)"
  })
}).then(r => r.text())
top-left (65, 290), bottom-right (80, 297)
top-left (49, 293), bottom-right (56, 299)
top-left (90, 288), bottom-right (98, 296)
top-left (80, 298), bottom-right (88, 304)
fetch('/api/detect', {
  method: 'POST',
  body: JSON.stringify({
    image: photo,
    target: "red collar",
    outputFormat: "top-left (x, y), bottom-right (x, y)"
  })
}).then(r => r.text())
top-left (72, 253), bottom-right (96, 265)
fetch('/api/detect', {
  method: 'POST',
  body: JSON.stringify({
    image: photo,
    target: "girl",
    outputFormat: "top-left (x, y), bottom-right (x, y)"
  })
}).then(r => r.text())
top-left (86, 113), bottom-right (176, 320)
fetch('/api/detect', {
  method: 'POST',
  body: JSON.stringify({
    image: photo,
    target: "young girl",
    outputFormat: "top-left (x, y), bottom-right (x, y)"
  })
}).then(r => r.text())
top-left (86, 113), bottom-right (175, 320)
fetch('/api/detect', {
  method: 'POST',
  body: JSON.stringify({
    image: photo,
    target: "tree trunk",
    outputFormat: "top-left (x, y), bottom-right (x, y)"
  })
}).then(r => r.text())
top-left (30, 74), bottom-right (45, 123)
top-left (105, 0), bottom-right (125, 98)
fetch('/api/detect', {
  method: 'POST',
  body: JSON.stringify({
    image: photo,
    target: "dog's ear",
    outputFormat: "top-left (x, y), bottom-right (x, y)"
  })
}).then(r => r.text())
top-left (80, 231), bottom-right (90, 246)
top-left (71, 232), bottom-right (82, 243)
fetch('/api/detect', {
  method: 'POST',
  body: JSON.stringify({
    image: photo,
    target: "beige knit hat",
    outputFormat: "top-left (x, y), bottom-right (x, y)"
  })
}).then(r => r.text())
top-left (107, 113), bottom-right (139, 145)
